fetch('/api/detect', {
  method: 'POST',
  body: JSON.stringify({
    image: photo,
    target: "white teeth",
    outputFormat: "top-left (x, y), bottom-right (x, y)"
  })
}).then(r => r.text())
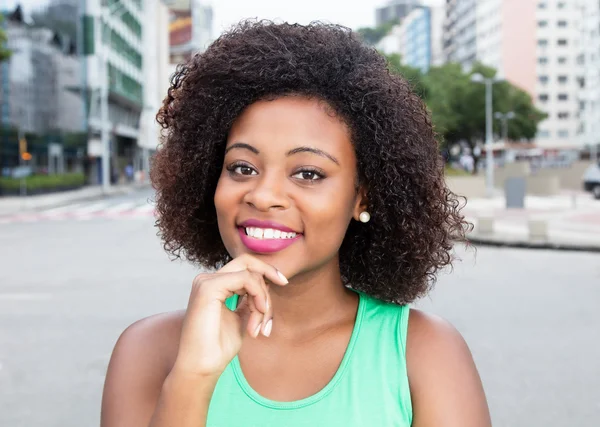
top-left (244, 227), bottom-right (297, 239)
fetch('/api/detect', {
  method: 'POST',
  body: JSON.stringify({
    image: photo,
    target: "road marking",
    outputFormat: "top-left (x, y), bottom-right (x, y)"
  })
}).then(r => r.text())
top-left (133, 203), bottom-right (155, 213)
top-left (72, 202), bottom-right (109, 215)
top-left (105, 202), bottom-right (136, 214)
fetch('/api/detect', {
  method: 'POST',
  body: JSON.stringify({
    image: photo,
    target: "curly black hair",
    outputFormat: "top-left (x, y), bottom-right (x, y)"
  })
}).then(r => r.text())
top-left (151, 20), bottom-right (469, 304)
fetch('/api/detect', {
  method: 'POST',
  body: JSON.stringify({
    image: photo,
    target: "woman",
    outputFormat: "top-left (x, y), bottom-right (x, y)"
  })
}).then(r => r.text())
top-left (101, 21), bottom-right (491, 427)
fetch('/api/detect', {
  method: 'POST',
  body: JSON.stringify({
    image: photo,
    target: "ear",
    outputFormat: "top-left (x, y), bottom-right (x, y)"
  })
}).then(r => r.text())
top-left (352, 186), bottom-right (369, 222)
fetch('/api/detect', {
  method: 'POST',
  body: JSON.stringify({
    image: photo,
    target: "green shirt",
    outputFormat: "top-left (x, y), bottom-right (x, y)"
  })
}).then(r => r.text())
top-left (207, 290), bottom-right (412, 426)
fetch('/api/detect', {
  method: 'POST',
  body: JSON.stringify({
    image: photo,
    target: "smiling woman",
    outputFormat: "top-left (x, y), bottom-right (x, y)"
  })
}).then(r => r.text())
top-left (100, 21), bottom-right (491, 427)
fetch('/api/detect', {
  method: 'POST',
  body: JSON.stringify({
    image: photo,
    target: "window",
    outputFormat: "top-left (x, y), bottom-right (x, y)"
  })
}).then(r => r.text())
top-left (558, 130), bottom-right (569, 138)
top-left (558, 112), bottom-right (570, 119)
top-left (558, 75), bottom-right (568, 84)
top-left (578, 77), bottom-right (585, 88)
top-left (538, 39), bottom-right (548, 47)
top-left (558, 56), bottom-right (567, 64)
top-left (558, 20), bottom-right (567, 28)
top-left (537, 130), bottom-right (550, 138)
top-left (538, 57), bottom-right (548, 64)
top-left (538, 2), bottom-right (547, 9)
top-left (539, 75), bottom-right (549, 84)
top-left (538, 20), bottom-right (548, 27)
top-left (558, 39), bottom-right (568, 46)
top-left (557, 1), bottom-right (565, 8)
top-left (538, 94), bottom-right (549, 102)
top-left (558, 94), bottom-right (568, 101)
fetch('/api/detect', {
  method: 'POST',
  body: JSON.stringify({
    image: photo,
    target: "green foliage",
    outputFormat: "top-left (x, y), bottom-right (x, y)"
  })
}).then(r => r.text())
top-left (380, 54), bottom-right (547, 154)
top-left (0, 15), bottom-right (12, 62)
top-left (0, 173), bottom-right (86, 192)
top-left (444, 166), bottom-right (471, 176)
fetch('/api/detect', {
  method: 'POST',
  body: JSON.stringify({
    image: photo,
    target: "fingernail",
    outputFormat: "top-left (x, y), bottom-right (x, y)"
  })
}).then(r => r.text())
top-left (276, 270), bottom-right (288, 284)
top-left (263, 319), bottom-right (273, 337)
top-left (254, 323), bottom-right (262, 338)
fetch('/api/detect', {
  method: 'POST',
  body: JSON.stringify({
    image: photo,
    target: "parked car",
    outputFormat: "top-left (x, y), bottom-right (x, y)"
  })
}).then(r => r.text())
top-left (583, 162), bottom-right (600, 199)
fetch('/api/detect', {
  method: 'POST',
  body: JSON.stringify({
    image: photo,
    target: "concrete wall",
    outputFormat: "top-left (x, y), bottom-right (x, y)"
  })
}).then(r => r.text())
top-left (446, 161), bottom-right (593, 198)
top-left (445, 176), bottom-right (487, 199)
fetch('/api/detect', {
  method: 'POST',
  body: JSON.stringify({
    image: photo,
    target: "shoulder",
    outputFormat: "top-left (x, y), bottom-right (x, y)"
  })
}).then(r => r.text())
top-left (111, 310), bottom-right (185, 375)
top-left (101, 311), bottom-right (186, 426)
top-left (406, 309), bottom-right (491, 426)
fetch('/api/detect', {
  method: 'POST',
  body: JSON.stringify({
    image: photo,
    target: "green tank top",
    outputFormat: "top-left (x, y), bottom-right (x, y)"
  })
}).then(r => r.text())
top-left (206, 290), bottom-right (413, 426)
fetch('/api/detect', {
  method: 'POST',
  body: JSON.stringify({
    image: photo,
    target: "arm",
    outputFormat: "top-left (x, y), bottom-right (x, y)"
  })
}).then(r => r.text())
top-left (101, 254), bottom-right (288, 427)
top-left (100, 312), bottom-right (218, 427)
top-left (407, 309), bottom-right (492, 427)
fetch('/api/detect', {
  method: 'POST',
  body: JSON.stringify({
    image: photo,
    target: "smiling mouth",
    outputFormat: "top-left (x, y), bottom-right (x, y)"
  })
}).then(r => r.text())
top-left (243, 227), bottom-right (298, 240)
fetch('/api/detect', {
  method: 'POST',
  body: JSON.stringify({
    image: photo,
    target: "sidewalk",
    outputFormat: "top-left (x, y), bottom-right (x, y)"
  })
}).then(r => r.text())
top-left (463, 192), bottom-right (600, 252)
top-left (0, 183), bottom-right (151, 217)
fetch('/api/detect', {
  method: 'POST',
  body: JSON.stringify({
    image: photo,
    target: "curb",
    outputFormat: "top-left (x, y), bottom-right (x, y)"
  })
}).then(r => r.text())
top-left (0, 184), bottom-right (152, 217)
top-left (467, 235), bottom-right (600, 253)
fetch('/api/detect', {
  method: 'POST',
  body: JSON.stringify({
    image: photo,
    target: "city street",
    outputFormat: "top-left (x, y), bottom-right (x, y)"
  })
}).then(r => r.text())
top-left (1, 189), bottom-right (599, 427)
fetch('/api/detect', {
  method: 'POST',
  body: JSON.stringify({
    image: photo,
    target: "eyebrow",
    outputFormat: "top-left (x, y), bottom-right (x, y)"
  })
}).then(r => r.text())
top-left (225, 143), bottom-right (340, 165)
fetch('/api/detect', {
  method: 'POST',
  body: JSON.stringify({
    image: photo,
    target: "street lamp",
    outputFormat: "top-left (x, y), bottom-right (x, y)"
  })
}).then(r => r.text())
top-left (494, 111), bottom-right (516, 144)
top-left (471, 72), bottom-right (503, 197)
top-left (99, 1), bottom-right (129, 193)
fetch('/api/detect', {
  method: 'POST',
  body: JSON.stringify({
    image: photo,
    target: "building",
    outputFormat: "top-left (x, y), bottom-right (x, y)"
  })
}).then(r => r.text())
top-left (81, 0), bottom-right (170, 185)
top-left (377, 3), bottom-right (444, 73)
top-left (578, 0), bottom-right (600, 158)
top-left (166, 0), bottom-right (213, 67)
top-left (534, 0), bottom-right (584, 149)
top-left (0, 9), bottom-right (85, 174)
top-left (376, 0), bottom-right (421, 26)
top-left (443, 0), bottom-right (593, 150)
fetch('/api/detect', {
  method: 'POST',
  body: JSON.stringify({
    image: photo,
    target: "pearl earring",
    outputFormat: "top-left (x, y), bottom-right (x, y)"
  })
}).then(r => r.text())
top-left (359, 211), bottom-right (371, 223)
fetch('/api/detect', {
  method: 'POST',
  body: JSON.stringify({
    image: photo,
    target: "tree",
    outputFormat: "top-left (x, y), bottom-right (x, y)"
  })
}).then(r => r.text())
top-left (0, 14), bottom-right (12, 62)
top-left (383, 59), bottom-right (545, 171)
top-left (383, 53), bottom-right (428, 99)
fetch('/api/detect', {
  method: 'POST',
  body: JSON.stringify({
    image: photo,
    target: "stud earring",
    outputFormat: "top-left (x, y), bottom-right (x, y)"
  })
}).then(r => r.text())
top-left (359, 211), bottom-right (371, 223)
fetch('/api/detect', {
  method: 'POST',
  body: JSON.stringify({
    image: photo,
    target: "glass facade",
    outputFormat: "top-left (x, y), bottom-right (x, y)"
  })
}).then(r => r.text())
top-left (404, 8), bottom-right (432, 73)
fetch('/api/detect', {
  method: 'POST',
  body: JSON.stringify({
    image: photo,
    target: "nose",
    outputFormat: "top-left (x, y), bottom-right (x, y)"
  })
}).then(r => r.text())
top-left (243, 172), bottom-right (290, 211)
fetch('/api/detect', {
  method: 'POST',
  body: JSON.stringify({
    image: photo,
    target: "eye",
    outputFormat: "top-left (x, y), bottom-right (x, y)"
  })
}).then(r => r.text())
top-left (227, 162), bottom-right (258, 176)
top-left (291, 168), bottom-right (325, 182)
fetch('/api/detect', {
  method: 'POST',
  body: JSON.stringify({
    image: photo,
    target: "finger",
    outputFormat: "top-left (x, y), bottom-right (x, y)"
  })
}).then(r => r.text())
top-left (195, 270), bottom-right (268, 313)
top-left (256, 274), bottom-right (273, 337)
top-left (245, 295), bottom-right (265, 338)
top-left (219, 254), bottom-right (288, 286)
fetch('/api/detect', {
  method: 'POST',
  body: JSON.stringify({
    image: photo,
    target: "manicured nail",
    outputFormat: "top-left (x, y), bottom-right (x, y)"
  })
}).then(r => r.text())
top-left (276, 270), bottom-right (288, 284)
top-left (263, 319), bottom-right (273, 337)
top-left (254, 323), bottom-right (262, 338)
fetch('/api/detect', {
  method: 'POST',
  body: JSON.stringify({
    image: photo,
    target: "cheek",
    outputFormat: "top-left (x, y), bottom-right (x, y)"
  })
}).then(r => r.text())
top-left (304, 187), bottom-right (356, 248)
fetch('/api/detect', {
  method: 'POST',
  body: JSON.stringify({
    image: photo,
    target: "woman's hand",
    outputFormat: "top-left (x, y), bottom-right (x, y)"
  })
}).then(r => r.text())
top-left (172, 254), bottom-right (288, 378)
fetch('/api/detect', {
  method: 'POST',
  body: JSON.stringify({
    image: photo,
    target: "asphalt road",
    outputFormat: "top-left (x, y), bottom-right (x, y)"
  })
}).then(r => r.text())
top-left (1, 189), bottom-right (599, 426)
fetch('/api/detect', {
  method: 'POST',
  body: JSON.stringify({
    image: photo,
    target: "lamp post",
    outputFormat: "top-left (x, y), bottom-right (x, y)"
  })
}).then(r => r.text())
top-left (494, 111), bottom-right (516, 144)
top-left (99, 1), bottom-right (129, 193)
top-left (471, 73), bottom-right (502, 197)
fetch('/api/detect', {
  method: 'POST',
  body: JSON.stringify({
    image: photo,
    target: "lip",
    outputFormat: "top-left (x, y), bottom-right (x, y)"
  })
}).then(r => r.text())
top-left (238, 219), bottom-right (300, 234)
top-left (238, 227), bottom-right (301, 254)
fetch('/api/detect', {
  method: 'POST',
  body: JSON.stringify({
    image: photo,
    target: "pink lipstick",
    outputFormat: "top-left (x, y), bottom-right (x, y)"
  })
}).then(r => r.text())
top-left (238, 219), bottom-right (302, 254)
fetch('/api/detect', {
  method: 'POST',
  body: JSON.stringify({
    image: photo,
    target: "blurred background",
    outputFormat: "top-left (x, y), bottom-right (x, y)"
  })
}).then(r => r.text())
top-left (0, 1), bottom-right (599, 426)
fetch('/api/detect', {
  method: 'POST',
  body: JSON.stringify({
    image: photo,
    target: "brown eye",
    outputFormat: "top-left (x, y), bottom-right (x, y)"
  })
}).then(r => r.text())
top-left (292, 169), bottom-right (324, 181)
top-left (235, 166), bottom-right (256, 176)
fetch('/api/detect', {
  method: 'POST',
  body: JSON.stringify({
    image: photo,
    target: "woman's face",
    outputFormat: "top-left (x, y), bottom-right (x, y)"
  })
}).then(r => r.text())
top-left (214, 96), bottom-right (366, 279)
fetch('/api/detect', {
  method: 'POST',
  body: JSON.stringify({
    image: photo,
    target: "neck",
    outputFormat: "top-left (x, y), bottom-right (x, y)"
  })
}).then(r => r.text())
top-left (268, 258), bottom-right (358, 333)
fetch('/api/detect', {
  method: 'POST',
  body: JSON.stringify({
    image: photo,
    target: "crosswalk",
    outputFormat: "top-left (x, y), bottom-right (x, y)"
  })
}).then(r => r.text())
top-left (0, 198), bottom-right (156, 225)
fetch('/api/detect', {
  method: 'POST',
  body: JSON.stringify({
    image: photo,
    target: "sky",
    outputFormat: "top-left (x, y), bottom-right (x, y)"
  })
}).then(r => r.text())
top-left (6, 0), bottom-right (389, 33)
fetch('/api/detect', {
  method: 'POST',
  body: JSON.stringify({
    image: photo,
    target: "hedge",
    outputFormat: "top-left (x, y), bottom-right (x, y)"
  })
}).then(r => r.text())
top-left (0, 173), bottom-right (86, 193)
